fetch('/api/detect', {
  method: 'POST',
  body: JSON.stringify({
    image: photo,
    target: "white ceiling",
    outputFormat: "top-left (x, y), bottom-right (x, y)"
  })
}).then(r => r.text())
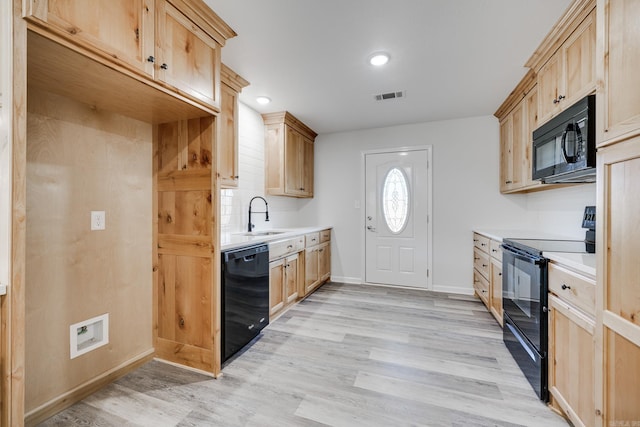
top-left (204, 0), bottom-right (572, 135)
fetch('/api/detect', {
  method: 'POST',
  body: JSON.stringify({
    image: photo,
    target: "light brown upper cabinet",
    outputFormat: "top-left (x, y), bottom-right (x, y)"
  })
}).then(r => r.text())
top-left (499, 104), bottom-right (522, 192)
top-left (263, 111), bottom-right (317, 198)
top-left (219, 64), bottom-right (249, 188)
top-left (597, 0), bottom-right (640, 146)
top-left (496, 75), bottom-right (547, 193)
top-left (495, 0), bottom-right (595, 194)
top-left (24, 0), bottom-right (235, 112)
top-left (537, 8), bottom-right (596, 124)
top-left (23, 0), bottom-right (156, 77)
top-left (155, 0), bottom-right (220, 108)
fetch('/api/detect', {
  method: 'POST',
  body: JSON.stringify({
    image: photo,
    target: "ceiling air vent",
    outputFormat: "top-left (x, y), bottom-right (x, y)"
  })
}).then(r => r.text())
top-left (374, 91), bottom-right (406, 101)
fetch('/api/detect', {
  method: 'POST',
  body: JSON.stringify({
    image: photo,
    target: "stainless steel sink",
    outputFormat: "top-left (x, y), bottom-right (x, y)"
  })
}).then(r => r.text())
top-left (242, 231), bottom-right (286, 237)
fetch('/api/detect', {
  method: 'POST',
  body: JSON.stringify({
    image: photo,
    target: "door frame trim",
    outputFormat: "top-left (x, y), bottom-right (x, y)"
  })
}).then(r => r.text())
top-left (360, 146), bottom-right (433, 290)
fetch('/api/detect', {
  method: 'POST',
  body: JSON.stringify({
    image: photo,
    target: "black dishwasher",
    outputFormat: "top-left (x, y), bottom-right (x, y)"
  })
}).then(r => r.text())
top-left (221, 243), bottom-right (269, 362)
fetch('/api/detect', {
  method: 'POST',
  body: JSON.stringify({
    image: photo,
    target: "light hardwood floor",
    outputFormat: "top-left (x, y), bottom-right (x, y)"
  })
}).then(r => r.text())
top-left (39, 282), bottom-right (568, 426)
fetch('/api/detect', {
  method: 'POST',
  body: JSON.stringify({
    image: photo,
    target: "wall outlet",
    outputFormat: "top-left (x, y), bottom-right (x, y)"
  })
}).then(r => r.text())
top-left (91, 211), bottom-right (105, 231)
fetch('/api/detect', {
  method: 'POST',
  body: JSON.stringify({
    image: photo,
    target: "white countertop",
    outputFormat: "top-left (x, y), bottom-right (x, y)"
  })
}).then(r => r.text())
top-left (474, 229), bottom-right (578, 242)
top-left (221, 226), bottom-right (332, 251)
top-left (544, 252), bottom-right (596, 278)
top-left (474, 229), bottom-right (596, 277)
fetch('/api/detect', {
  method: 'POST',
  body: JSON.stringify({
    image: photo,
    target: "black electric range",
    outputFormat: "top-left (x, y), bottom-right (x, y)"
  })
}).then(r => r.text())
top-left (500, 237), bottom-right (591, 402)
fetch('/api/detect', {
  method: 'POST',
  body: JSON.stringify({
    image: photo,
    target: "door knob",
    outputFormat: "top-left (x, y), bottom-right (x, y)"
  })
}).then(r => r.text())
top-left (367, 225), bottom-right (376, 231)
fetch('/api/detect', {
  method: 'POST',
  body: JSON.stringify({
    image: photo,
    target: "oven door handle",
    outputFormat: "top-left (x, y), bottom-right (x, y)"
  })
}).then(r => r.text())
top-left (501, 244), bottom-right (546, 265)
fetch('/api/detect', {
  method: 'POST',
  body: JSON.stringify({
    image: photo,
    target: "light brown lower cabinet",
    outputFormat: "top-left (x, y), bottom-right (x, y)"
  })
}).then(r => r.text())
top-left (304, 241), bottom-right (330, 295)
top-left (472, 232), bottom-right (502, 325)
top-left (548, 294), bottom-right (595, 427)
top-left (489, 257), bottom-right (503, 326)
top-left (303, 230), bottom-right (331, 296)
top-left (269, 253), bottom-right (300, 319)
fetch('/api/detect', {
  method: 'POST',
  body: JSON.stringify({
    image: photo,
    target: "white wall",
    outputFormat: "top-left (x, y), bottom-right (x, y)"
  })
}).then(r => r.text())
top-left (233, 109), bottom-right (596, 294)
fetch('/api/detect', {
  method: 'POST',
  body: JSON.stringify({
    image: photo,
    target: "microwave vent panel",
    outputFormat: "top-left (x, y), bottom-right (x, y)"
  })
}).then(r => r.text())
top-left (374, 91), bottom-right (406, 101)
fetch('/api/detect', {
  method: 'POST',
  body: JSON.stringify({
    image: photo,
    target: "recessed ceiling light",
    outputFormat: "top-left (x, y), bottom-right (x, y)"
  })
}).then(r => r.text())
top-left (256, 96), bottom-right (271, 105)
top-left (369, 52), bottom-right (390, 66)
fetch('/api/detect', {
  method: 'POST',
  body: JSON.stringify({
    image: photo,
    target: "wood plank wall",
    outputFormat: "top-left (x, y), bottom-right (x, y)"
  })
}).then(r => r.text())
top-left (155, 117), bottom-right (217, 373)
top-left (24, 89), bottom-right (154, 414)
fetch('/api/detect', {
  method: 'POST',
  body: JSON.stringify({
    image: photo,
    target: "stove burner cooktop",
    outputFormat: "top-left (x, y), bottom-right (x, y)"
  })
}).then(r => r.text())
top-left (502, 238), bottom-right (592, 256)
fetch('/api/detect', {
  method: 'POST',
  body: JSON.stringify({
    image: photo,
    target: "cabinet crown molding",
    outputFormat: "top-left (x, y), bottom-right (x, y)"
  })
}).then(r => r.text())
top-left (221, 63), bottom-right (249, 92)
top-left (494, 69), bottom-right (537, 120)
top-left (262, 111), bottom-right (318, 140)
top-left (167, 0), bottom-right (237, 45)
top-left (524, 0), bottom-right (596, 72)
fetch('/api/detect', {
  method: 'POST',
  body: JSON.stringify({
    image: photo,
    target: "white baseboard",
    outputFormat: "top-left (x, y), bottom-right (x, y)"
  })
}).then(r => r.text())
top-left (432, 284), bottom-right (475, 296)
top-left (328, 275), bottom-right (361, 284)
top-left (330, 276), bottom-right (475, 296)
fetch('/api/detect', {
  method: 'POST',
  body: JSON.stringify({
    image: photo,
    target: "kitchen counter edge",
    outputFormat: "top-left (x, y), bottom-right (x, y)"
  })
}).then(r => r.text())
top-left (221, 226), bottom-right (333, 251)
top-left (474, 229), bottom-right (596, 277)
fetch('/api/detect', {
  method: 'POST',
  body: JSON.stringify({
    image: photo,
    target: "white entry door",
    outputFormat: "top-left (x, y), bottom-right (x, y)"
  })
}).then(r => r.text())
top-left (364, 149), bottom-right (430, 288)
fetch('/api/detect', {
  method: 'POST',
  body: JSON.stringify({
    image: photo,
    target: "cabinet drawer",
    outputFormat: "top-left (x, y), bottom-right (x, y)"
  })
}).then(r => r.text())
top-left (269, 237), bottom-right (303, 261)
top-left (473, 270), bottom-right (489, 306)
top-left (548, 263), bottom-right (596, 316)
top-left (305, 232), bottom-right (320, 247)
top-left (320, 229), bottom-right (331, 243)
top-left (473, 248), bottom-right (490, 280)
top-left (489, 239), bottom-right (503, 261)
top-left (473, 233), bottom-right (490, 253)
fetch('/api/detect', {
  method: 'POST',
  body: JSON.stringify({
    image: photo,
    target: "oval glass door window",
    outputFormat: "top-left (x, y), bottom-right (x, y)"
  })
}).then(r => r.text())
top-left (382, 167), bottom-right (409, 233)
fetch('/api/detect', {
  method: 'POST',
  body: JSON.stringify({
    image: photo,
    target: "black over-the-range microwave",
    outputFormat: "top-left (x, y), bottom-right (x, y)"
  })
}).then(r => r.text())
top-left (532, 94), bottom-right (596, 184)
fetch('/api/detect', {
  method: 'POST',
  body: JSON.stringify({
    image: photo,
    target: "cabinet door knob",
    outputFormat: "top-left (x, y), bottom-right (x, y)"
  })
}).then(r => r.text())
top-left (558, 95), bottom-right (565, 101)
top-left (147, 55), bottom-right (155, 63)
top-left (160, 63), bottom-right (169, 70)
top-left (553, 98), bottom-right (559, 104)
top-left (561, 284), bottom-right (571, 290)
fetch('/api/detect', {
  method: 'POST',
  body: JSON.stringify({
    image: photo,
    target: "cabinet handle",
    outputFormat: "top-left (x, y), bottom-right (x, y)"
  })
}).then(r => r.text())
top-left (234, 175), bottom-right (239, 179)
top-left (287, 245), bottom-right (293, 249)
top-left (558, 95), bottom-right (565, 101)
top-left (553, 98), bottom-right (559, 104)
top-left (474, 257), bottom-right (480, 261)
top-left (491, 248), bottom-right (497, 253)
top-left (319, 248), bottom-right (324, 252)
top-left (481, 243), bottom-right (487, 247)
top-left (482, 264), bottom-right (488, 268)
top-left (473, 239), bottom-right (479, 242)
top-left (160, 63), bottom-right (169, 70)
top-left (147, 55), bottom-right (155, 63)
top-left (498, 272), bottom-right (502, 276)
top-left (505, 180), bottom-right (512, 184)
top-left (561, 284), bottom-right (571, 290)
